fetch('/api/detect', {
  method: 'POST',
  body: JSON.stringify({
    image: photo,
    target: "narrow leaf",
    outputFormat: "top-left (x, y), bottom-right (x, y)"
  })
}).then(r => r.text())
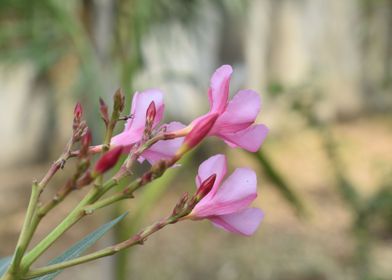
top-left (252, 151), bottom-right (307, 217)
top-left (0, 256), bottom-right (12, 276)
top-left (34, 212), bottom-right (128, 280)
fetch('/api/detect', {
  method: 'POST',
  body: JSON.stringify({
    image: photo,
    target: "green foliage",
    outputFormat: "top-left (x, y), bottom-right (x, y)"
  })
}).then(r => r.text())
top-left (252, 151), bottom-right (306, 217)
top-left (32, 212), bottom-right (127, 279)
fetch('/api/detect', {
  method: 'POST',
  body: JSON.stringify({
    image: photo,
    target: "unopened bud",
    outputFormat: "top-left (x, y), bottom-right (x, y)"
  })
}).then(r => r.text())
top-left (99, 97), bottom-right (109, 126)
top-left (172, 192), bottom-right (189, 216)
top-left (94, 146), bottom-right (124, 174)
top-left (146, 101), bottom-right (156, 125)
top-left (80, 129), bottom-right (92, 157)
top-left (74, 102), bottom-right (83, 120)
top-left (76, 171), bottom-right (93, 188)
top-left (195, 174), bottom-right (216, 201)
top-left (73, 102), bottom-right (83, 130)
top-left (176, 113), bottom-right (218, 156)
top-left (113, 89), bottom-right (125, 113)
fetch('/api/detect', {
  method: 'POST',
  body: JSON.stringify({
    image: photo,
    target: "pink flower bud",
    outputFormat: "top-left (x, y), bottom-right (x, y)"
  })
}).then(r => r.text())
top-left (177, 113), bottom-right (218, 155)
top-left (195, 173), bottom-right (216, 200)
top-left (73, 102), bottom-right (83, 131)
top-left (99, 97), bottom-right (109, 126)
top-left (80, 129), bottom-right (92, 157)
top-left (74, 102), bottom-right (83, 120)
top-left (76, 171), bottom-right (93, 188)
top-left (146, 101), bottom-right (156, 124)
top-left (94, 146), bottom-right (124, 174)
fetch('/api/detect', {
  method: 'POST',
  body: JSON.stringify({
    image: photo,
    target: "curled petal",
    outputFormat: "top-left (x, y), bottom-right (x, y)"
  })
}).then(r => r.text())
top-left (209, 208), bottom-right (264, 236)
top-left (195, 154), bottom-right (227, 196)
top-left (140, 122), bottom-right (186, 164)
top-left (193, 168), bottom-right (257, 217)
top-left (208, 65), bottom-right (232, 114)
top-left (125, 89), bottom-right (164, 134)
top-left (210, 90), bottom-right (261, 134)
top-left (218, 124), bottom-right (269, 152)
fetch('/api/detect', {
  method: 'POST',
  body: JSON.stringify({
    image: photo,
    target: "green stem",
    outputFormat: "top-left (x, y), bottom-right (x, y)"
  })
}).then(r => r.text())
top-left (23, 216), bottom-right (178, 279)
top-left (8, 182), bottom-right (40, 276)
top-left (20, 179), bottom-right (118, 271)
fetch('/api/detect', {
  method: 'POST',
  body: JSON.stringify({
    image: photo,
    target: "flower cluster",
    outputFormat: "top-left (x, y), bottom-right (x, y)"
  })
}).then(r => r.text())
top-left (2, 64), bottom-right (269, 280)
top-left (107, 65), bottom-right (268, 235)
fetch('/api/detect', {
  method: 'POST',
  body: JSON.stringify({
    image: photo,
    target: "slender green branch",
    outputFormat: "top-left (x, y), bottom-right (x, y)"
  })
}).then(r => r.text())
top-left (8, 182), bottom-right (40, 275)
top-left (20, 179), bottom-right (118, 271)
top-left (23, 216), bottom-right (179, 279)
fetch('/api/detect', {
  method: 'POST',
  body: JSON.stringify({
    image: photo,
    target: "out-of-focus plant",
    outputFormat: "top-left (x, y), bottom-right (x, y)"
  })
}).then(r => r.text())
top-left (0, 65), bottom-right (268, 280)
top-left (289, 85), bottom-right (392, 280)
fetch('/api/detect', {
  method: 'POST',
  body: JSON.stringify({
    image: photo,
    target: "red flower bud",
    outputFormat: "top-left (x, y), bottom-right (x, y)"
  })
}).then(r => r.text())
top-left (177, 113), bottom-right (218, 156)
top-left (73, 102), bottom-right (83, 131)
top-left (94, 146), bottom-right (124, 174)
top-left (74, 102), bottom-right (83, 120)
top-left (99, 97), bottom-right (109, 126)
top-left (80, 129), bottom-right (92, 157)
top-left (146, 101), bottom-right (156, 124)
top-left (76, 171), bottom-right (93, 188)
top-left (195, 173), bottom-right (216, 200)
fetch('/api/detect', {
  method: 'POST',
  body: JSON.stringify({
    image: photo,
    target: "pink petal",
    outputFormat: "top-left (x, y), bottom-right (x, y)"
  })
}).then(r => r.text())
top-left (208, 65), bottom-right (232, 114)
top-left (218, 124), bottom-right (269, 152)
top-left (194, 168), bottom-right (257, 217)
top-left (210, 90), bottom-right (261, 134)
top-left (209, 208), bottom-right (264, 236)
top-left (110, 130), bottom-right (140, 147)
top-left (125, 89), bottom-right (164, 134)
top-left (140, 122), bottom-right (186, 164)
top-left (195, 154), bottom-right (227, 196)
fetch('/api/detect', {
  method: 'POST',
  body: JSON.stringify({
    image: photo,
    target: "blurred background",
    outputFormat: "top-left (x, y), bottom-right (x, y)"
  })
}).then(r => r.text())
top-left (1, 0), bottom-right (392, 279)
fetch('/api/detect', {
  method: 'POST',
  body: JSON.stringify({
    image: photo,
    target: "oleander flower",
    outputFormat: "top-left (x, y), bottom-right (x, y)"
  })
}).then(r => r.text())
top-left (175, 65), bottom-right (269, 152)
top-left (189, 154), bottom-right (264, 236)
top-left (111, 89), bottom-right (185, 164)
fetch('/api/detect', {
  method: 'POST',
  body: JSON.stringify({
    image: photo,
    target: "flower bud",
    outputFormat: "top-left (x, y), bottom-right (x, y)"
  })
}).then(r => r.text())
top-left (172, 192), bottom-right (189, 216)
top-left (76, 171), bottom-right (93, 188)
top-left (74, 102), bottom-right (83, 120)
top-left (99, 97), bottom-right (109, 126)
top-left (146, 101), bottom-right (156, 125)
top-left (176, 113), bottom-right (218, 156)
top-left (113, 88), bottom-right (125, 113)
top-left (80, 129), bottom-right (92, 158)
top-left (94, 146), bottom-right (124, 174)
top-left (73, 102), bottom-right (83, 130)
top-left (195, 174), bottom-right (216, 201)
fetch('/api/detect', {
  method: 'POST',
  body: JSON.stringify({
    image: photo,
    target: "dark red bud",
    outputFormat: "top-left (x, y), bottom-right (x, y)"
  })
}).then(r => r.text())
top-left (74, 102), bottom-right (83, 120)
top-left (177, 113), bottom-right (218, 155)
top-left (94, 146), bottom-right (124, 174)
top-left (76, 171), bottom-right (93, 188)
top-left (80, 129), bottom-right (92, 157)
top-left (195, 174), bottom-right (216, 200)
top-left (99, 97), bottom-right (109, 126)
top-left (146, 101), bottom-right (156, 124)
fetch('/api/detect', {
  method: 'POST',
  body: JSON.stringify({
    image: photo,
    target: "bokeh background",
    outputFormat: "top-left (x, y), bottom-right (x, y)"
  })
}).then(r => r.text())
top-left (1, 0), bottom-right (392, 279)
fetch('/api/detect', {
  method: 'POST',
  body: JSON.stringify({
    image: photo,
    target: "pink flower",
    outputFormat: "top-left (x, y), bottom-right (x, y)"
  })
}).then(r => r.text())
top-left (111, 90), bottom-right (185, 164)
top-left (111, 89), bottom-right (165, 148)
top-left (185, 65), bottom-right (269, 152)
top-left (189, 154), bottom-right (264, 236)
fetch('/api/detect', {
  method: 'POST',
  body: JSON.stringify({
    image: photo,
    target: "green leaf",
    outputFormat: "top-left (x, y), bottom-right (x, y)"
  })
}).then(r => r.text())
top-left (33, 212), bottom-right (128, 280)
top-left (0, 256), bottom-right (12, 276)
top-left (252, 151), bottom-right (307, 217)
